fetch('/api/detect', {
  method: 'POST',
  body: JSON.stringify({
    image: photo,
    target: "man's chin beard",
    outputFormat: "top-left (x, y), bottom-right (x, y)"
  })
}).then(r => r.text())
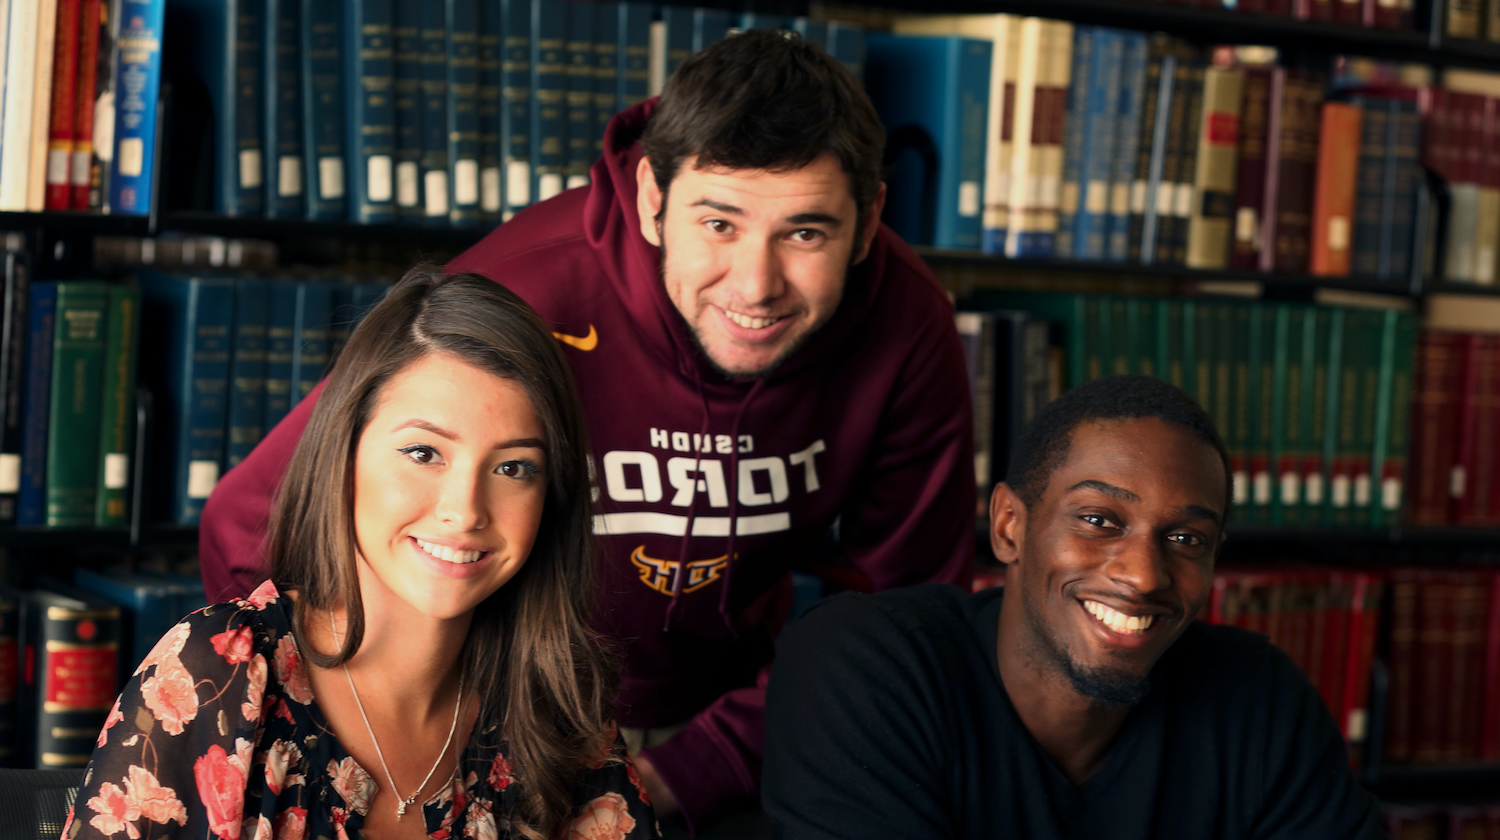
top-left (1056, 653), bottom-right (1152, 709)
top-left (688, 325), bottom-right (805, 381)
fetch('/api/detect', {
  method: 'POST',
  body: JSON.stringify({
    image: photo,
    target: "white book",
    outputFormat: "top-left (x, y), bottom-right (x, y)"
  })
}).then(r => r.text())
top-left (0, 0), bottom-right (12, 142)
top-left (1003, 17), bottom-right (1042, 258)
top-left (0, 0), bottom-right (39, 211)
top-left (27, 0), bottom-right (59, 212)
top-left (648, 21), bottom-right (666, 98)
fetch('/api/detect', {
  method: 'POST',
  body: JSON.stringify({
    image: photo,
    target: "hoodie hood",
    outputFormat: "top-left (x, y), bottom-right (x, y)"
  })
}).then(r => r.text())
top-left (583, 99), bottom-right (887, 391)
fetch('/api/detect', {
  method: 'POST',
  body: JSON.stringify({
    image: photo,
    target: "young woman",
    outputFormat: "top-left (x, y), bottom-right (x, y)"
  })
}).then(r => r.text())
top-left (66, 269), bottom-right (658, 840)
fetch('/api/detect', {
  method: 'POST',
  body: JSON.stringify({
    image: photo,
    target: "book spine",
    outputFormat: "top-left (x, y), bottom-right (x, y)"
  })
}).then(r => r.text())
top-left (500, 0), bottom-right (531, 218)
top-left (17, 284), bottom-right (58, 528)
top-left (1294, 308), bottom-right (1329, 525)
top-left (1230, 68), bottom-right (1276, 271)
top-left (415, 0), bottom-right (449, 223)
top-left (345, 0), bottom-right (396, 223)
top-left (1388, 102), bottom-right (1422, 283)
top-left (1055, 27), bottom-right (1093, 260)
top-left (447, 0), bottom-right (481, 225)
top-left (84, 0), bottom-right (117, 210)
top-left (44, 283), bottom-right (110, 528)
top-left (1229, 304), bottom-right (1252, 516)
top-left (70, 0), bottom-right (102, 209)
top-left (392, 0), bottom-right (421, 219)
top-left (1448, 0), bottom-right (1484, 36)
top-left (1319, 308), bottom-right (1345, 526)
top-left (95, 285), bottom-right (140, 528)
top-left (1450, 573), bottom-right (1487, 760)
top-left (1365, 311), bottom-right (1398, 528)
top-left (179, 282), bottom-right (234, 525)
top-left (264, 0), bottom-right (305, 219)
top-left (1271, 306), bottom-right (1302, 525)
top-left (691, 7), bottom-right (727, 52)
top-left (225, 0), bottom-right (267, 216)
top-left (1350, 98), bottom-right (1387, 280)
top-left (1476, 97), bottom-right (1500, 285)
top-left (26, 0), bottom-right (60, 212)
top-left (262, 284), bottom-right (296, 435)
top-left (827, 20), bottom-right (866, 83)
top-left (1271, 77), bottom-right (1321, 274)
top-left (1106, 33), bottom-right (1147, 262)
top-left (1003, 18), bottom-right (1042, 258)
top-left (1078, 30), bottom-right (1122, 261)
top-left (1481, 570), bottom-right (1500, 761)
top-left (108, 0), bottom-right (166, 215)
top-left (1145, 56), bottom-right (1187, 264)
top-left (29, 599), bottom-right (120, 767)
top-left (1035, 22), bottom-right (1072, 259)
top-left (945, 39), bottom-right (991, 251)
top-left (1129, 41), bottom-right (1171, 263)
top-left (1453, 334), bottom-right (1485, 523)
top-left (0, 0), bottom-right (40, 211)
top-left (1185, 66), bottom-right (1245, 270)
top-left (44, 0), bottom-right (81, 211)
top-left (225, 280), bottom-right (268, 471)
top-left (563, 0), bottom-right (594, 191)
top-left (1445, 93), bottom-right (1485, 282)
top-left (478, 0), bottom-right (502, 219)
top-left (529, 0), bottom-right (566, 205)
top-left (1407, 331), bottom-right (1464, 525)
top-left (0, 250), bottom-right (28, 524)
top-left (1166, 64), bottom-right (1205, 266)
top-left (0, 592), bottom-right (16, 764)
top-left (291, 283), bottom-right (333, 407)
top-left (1310, 102), bottom-right (1362, 277)
top-left (590, 1), bottom-right (617, 166)
top-left (617, 2), bottom-right (650, 113)
top-left (1377, 314), bottom-right (1416, 526)
top-left (661, 5), bottom-right (690, 81)
top-left (1413, 572), bottom-right (1450, 762)
top-left (301, 0), bottom-right (347, 220)
top-left (980, 16), bottom-right (1013, 256)
top-left (954, 312), bottom-right (995, 502)
top-left (1385, 568), bottom-right (1418, 763)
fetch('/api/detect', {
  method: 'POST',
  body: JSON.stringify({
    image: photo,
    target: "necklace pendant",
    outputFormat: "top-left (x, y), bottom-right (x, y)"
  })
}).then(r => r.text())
top-left (396, 801), bottom-right (408, 819)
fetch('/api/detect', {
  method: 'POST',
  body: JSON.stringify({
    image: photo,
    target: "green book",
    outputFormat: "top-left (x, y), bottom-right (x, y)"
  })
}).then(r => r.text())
top-left (1229, 303), bottom-right (1253, 522)
top-left (45, 282), bottom-right (111, 528)
top-left (1191, 302), bottom-right (1215, 417)
top-left (1247, 304), bottom-right (1283, 525)
top-left (1213, 303), bottom-right (1236, 509)
top-left (1108, 296), bottom-right (1130, 377)
top-left (1369, 311), bottom-right (1417, 528)
top-left (1317, 308), bottom-right (1344, 528)
top-left (96, 286), bottom-right (142, 528)
top-left (1131, 298), bottom-right (1156, 378)
top-left (1329, 308), bottom-right (1369, 528)
top-left (1155, 298), bottom-right (1182, 387)
top-left (1349, 310), bottom-right (1383, 530)
top-left (1269, 306), bottom-right (1302, 528)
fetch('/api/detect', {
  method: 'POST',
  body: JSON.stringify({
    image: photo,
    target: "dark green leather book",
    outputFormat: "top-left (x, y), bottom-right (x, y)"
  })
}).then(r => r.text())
top-left (44, 282), bottom-right (110, 528)
top-left (95, 284), bottom-right (141, 528)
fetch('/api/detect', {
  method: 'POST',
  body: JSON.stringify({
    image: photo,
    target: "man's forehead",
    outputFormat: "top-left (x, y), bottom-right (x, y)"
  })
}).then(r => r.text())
top-left (1047, 419), bottom-right (1227, 503)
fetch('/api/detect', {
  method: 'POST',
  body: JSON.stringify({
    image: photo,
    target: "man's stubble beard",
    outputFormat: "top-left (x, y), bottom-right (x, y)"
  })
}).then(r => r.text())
top-left (1018, 572), bottom-right (1153, 710)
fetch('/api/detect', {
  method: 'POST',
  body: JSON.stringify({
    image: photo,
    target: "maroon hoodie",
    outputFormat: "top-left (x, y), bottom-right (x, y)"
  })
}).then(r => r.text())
top-left (198, 100), bottom-right (974, 832)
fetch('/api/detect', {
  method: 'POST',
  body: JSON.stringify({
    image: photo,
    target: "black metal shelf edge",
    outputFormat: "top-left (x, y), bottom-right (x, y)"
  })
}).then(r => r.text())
top-left (156, 212), bottom-right (497, 249)
top-left (0, 211), bottom-right (152, 235)
top-left (1362, 762), bottom-right (1500, 799)
top-left (0, 525), bottom-right (198, 549)
top-left (1225, 525), bottom-right (1500, 546)
top-left (1426, 282), bottom-right (1500, 297)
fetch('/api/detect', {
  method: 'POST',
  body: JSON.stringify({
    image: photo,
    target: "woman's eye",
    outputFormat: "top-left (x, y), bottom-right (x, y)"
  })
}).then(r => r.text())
top-left (498, 460), bottom-right (540, 480)
top-left (399, 445), bottom-right (438, 465)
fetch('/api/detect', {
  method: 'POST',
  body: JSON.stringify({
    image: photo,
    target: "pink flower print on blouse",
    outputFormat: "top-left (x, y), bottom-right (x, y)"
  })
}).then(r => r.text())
top-left (140, 654), bottom-right (199, 736)
top-left (272, 635), bottom-right (314, 705)
top-left (124, 766), bottom-right (189, 830)
top-left (85, 783), bottom-right (133, 838)
top-left (263, 739), bottom-right (304, 795)
top-left (488, 753), bottom-right (514, 790)
top-left (211, 627), bottom-right (255, 664)
top-left (243, 654), bottom-right (267, 722)
top-left (244, 580), bottom-right (279, 610)
top-left (563, 792), bottom-right (637, 840)
top-left (462, 798), bottom-right (498, 840)
top-left (195, 744), bottom-right (248, 840)
top-left (97, 697), bottom-right (124, 748)
top-left (133, 622), bottom-right (191, 677)
top-left (328, 757), bottom-right (375, 815)
top-left (273, 807), bottom-right (308, 840)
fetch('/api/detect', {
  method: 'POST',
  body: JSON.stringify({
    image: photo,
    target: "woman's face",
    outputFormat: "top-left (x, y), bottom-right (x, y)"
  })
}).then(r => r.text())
top-left (352, 352), bottom-right (548, 624)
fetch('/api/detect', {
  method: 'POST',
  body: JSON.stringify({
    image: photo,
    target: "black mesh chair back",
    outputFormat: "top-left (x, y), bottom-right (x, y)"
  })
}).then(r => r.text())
top-left (0, 769), bottom-right (84, 840)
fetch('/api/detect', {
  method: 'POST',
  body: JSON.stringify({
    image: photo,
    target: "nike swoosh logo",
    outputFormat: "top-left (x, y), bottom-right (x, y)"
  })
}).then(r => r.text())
top-left (552, 325), bottom-right (598, 351)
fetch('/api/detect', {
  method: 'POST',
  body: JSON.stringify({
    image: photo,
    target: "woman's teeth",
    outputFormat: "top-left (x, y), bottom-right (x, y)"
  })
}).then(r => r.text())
top-left (724, 309), bottom-right (781, 330)
top-left (1084, 600), bottom-right (1155, 635)
top-left (415, 538), bottom-right (484, 564)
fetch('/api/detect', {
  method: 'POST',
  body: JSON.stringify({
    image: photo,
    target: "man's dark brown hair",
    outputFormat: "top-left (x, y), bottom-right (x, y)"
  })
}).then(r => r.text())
top-left (641, 28), bottom-right (886, 219)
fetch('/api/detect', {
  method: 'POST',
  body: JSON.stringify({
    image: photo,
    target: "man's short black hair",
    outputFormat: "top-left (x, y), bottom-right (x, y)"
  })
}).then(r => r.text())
top-left (1005, 375), bottom-right (1232, 514)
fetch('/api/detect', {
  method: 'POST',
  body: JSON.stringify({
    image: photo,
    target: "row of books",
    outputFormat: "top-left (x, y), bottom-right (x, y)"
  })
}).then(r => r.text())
top-left (0, 0), bottom-right (160, 215)
top-left (958, 293), bottom-right (1417, 531)
top-left (1384, 567), bottom-right (1500, 766)
top-left (1385, 804), bottom-right (1500, 838)
top-left (0, 568), bottom-right (207, 768)
top-left (1131, 0), bottom-right (1416, 28)
top-left (167, 0), bottom-right (865, 226)
top-left (1444, 0), bottom-right (1500, 41)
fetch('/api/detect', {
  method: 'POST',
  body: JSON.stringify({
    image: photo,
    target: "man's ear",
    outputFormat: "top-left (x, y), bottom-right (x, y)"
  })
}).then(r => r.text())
top-left (637, 156), bottom-right (664, 247)
top-left (989, 482), bottom-right (1025, 567)
top-left (852, 182), bottom-right (887, 265)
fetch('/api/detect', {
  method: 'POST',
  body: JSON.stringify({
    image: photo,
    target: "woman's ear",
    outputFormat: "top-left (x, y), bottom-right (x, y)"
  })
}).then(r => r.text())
top-left (989, 483), bottom-right (1025, 567)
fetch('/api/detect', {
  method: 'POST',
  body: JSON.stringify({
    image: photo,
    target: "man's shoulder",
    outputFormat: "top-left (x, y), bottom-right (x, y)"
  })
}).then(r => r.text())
top-left (1158, 621), bottom-right (1296, 697)
top-left (447, 190), bottom-right (602, 288)
top-left (788, 585), bottom-right (992, 659)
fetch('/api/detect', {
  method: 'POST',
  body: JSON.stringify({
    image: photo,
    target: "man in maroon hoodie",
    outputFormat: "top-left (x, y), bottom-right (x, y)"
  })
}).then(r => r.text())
top-left (199, 30), bottom-right (974, 836)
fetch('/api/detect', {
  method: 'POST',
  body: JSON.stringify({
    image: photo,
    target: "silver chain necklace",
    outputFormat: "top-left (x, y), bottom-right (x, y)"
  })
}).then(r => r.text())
top-left (329, 611), bottom-right (464, 819)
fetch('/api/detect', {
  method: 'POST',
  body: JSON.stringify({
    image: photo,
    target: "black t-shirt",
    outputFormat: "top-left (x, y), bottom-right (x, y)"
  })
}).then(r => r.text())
top-left (763, 585), bottom-right (1385, 840)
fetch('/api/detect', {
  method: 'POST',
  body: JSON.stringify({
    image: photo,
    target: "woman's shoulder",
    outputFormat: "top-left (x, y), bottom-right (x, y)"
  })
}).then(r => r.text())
top-left (134, 580), bottom-right (297, 679)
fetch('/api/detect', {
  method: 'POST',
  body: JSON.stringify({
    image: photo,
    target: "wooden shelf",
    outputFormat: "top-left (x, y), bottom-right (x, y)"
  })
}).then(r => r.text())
top-left (1363, 762), bottom-right (1500, 801)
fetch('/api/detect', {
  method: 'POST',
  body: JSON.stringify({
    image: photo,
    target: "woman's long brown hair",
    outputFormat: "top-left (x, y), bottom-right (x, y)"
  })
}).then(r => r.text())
top-left (265, 266), bottom-right (614, 838)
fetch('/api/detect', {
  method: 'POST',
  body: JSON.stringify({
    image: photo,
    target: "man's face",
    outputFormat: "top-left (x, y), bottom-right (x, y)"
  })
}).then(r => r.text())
top-left (637, 154), bottom-right (885, 379)
top-left (992, 417), bottom-right (1227, 707)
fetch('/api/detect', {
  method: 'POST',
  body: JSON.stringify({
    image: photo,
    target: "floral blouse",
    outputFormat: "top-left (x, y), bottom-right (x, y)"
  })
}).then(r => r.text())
top-left (64, 581), bottom-right (659, 840)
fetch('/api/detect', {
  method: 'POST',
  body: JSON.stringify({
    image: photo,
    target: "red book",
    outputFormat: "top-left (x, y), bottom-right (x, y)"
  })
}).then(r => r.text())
top-left (1413, 570), bottom-right (1453, 763)
top-left (1339, 573), bottom-right (1382, 767)
top-left (1310, 102), bottom-right (1362, 276)
top-left (1231, 67), bottom-right (1281, 271)
top-left (1272, 74), bottom-right (1324, 274)
top-left (1449, 571), bottom-right (1489, 761)
top-left (1334, 0), bottom-right (1363, 24)
top-left (1454, 335), bottom-right (1492, 525)
top-left (1319, 571), bottom-right (1353, 727)
top-left (1406, 331), bottom-right (1466, 526)
top-left (71, 0), bottom-right (102, 210)
top-left (44, 0), bottom-right (82, 211)
top-left (1266, 0), bottom-right (1294, 13)
top-left (1384, 567), bottom-right (1419, 763)
top-left (1308, 0), bottom-right (1335, 19)
top-left (1240, 0), bottom-right (1268, 13)
top-left (1481, 571), bottom-right (1500, 761)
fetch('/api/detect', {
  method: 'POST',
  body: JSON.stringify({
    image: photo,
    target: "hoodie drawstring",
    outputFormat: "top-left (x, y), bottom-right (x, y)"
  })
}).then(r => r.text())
top-left (662, 375), bottom-right (716, 631)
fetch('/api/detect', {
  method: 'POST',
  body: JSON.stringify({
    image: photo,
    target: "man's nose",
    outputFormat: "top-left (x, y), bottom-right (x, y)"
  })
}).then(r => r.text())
top-left (1105, 533), bottom-right (1173, 597)
top-left (726, 239), bottom-right (785, 306)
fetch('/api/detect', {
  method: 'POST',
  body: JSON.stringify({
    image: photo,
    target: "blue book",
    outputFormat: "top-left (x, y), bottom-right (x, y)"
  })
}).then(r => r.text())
top-left (692, 8), bottom-right (728, 52)
top-left (660, 6), bottom-right (692, 80)
top-left (73, 568), bottom-right (176, 680)
top-left (736, 11), bottom-right (784, 31)
top-left (501, 0), bottom-right (532, 218)
top-left (1106, 32), bottom-right (1149, 262)
top-left (326, 284), bottom-right (354, 366)
top-left (1076, 29), bottom-right (1124, 261)
top-left (173, 0), bottom-right (266, 216)
top-left (351, 282), bottom-right (390, 317)
top-left (393, 0), bottom-right (424, 219)
top-left (110, 0), bottom-right (168, 215)
top-left (447, 0), bottom-right (483, 226)
top-left (418, 1), bottom-right (451, 224)
top-left (865, 34), bottom-right (992, 250)
top-left (789, 17), bottom-right (827, 50)
top-left (593, 2), bottom-right (619, 161)
top-left (1055, 27), bottom-right (1094, 259)
top-left (300, 0), bottom-right (348, 220)
top-left (344, 0), bottom-right (397, 223)
top-left (264, 0), bottom-right (306, 218)
top-left (262, 283), bottom-right (297, 433)
top-left (530, 0), bottom-right (568, 204)
top-left (565, 0), bottom-right (595, 191)
top-left (1349, 96), bottom-right (1388, 281)
top-left (226, 279), bottom-right (270, 471)
top-left (137, 271), bottom-right (235, 526)
top-left (478, 0), bottom-right (503, 219)
top-left (290, 282), bottom-right (334, 410)
top-left (616, 2), bottom-right (651, 113)
top-left (17, 283), bottom-right (58, 527)
top-left (827, 22), bottom-right (866, 82)
top-left (130, 569), bottom-right (210, 622)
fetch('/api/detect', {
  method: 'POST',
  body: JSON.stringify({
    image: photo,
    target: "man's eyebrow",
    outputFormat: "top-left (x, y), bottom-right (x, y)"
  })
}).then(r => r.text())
top-left (788, 212), bottom-right (843, 226)
top-left (1180, 504), bottom-right (1224, 525)
top-left (689, 198), bottom-right (744, 215)
top-left (1066, 479), bottom-right (1141, 502)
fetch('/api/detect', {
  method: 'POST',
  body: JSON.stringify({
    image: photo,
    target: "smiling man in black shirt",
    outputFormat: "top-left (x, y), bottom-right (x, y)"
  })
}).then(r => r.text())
top-left (763, 375), bottom-right (1384, 840)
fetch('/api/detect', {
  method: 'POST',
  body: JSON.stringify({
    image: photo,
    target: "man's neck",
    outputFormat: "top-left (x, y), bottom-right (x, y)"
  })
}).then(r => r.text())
top-left (995, 597), bottom-right (1133, 786)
